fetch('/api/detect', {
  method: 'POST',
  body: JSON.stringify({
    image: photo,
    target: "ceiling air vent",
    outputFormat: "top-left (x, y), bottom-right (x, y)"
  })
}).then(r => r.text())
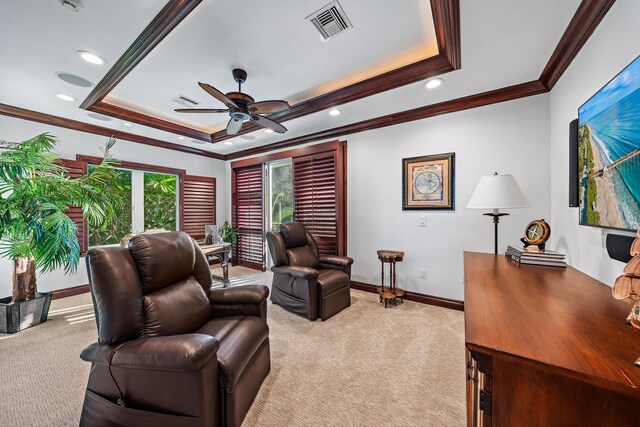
top-left (171, 95), bottom-right (200, 107)
top-left (306, 1), bottom-right (352, 42)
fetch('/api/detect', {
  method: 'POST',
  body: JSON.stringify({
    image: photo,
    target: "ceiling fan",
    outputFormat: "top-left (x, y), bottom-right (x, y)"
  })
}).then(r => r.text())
top-left (175, 68), bottom-right (291, 136)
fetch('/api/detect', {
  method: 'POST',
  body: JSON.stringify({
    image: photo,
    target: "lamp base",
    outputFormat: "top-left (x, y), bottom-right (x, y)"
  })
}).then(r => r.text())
top-left (483, 212), bottom-right (510, 255)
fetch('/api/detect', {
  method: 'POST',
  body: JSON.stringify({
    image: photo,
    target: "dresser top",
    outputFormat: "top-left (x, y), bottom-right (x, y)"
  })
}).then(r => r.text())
top-left (464, 252), bottom-right (640, 394)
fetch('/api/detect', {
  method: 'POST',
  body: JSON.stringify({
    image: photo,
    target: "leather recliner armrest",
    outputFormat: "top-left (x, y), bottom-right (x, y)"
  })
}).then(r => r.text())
top-left (318, 255), bottom-right (354, 267)
top-left (209, 284), bottom-right (269, 306)
top-left (209, 284), bottom-right (270, 320)
top-left (80, 334), bottom-right (219, 373)
top-left (271, 265), bottom-right (319, 279)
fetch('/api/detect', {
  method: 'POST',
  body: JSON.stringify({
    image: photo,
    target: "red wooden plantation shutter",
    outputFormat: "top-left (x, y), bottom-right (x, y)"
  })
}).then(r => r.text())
top-left (182, 175), bottom-right (216, 240)
top-left (293, 144), bottom-right (346, 256)
top-left (232, 164), bottom-right (265, 271)
top-left (59, 159), bottom-right (88, 256)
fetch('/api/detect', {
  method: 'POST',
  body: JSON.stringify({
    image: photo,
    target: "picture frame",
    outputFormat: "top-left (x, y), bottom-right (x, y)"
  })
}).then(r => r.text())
top-left (402, 152), bottom-right (455, 210)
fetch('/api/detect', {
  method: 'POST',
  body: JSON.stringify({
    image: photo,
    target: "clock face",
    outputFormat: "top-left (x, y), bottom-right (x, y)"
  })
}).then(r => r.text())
top-left (524, 219), bottom-right (550, 245)
top-left (526, 223), bottom-right (543, 240)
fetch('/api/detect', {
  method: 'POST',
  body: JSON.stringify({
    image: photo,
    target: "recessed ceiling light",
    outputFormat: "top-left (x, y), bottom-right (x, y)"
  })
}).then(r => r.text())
top-left (240, 134), bottom-right (256, 141)
top-left (123, 122), bottom-right (132, 127)
top-left (264, 129), bottom-right (274, 134)
top-left (425, 78), bottom-right (443, 89)
top-left (329, 109), bottom-right (341, 116)
top-left (87, 112), bottom-right (112, 121)
top-left (55, 72), bottom-right (93, 87)
top-left (55, 93), bottom-right (75, 102)
top-left (178, 136), bottom-right (185, 140)
top-left (78, 50), bottom-right (106, 65)
top-left (224, 141), bottom-right (233, 145)
top-left (191, 139), bottom-right (206, 145)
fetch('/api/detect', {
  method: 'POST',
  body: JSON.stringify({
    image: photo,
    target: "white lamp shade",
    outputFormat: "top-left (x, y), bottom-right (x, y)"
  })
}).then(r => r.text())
top-left (466, 174), bottom-right (529, 209)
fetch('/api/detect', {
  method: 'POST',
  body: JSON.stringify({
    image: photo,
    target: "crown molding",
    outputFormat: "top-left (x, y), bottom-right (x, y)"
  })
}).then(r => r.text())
top-left (539, 0), bottom-right (616, 89)
top-left (225, 80), bottom-right (547, 160)
top-left (80, 0), bottom-right (203, 110)
top-left (0, 103), bottom-right (224, 159)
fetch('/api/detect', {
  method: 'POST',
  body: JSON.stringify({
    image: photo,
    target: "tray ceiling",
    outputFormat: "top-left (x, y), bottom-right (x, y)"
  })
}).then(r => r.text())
top-left (107, 0), bottom-right (439, 133)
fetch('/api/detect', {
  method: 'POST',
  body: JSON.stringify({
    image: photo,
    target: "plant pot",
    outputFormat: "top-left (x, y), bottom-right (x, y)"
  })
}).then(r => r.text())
top-left (0, 292), bottom-right (52, 334)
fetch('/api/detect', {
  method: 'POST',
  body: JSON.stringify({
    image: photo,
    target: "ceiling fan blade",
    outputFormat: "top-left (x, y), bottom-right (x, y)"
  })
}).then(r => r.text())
top-left (198, 82), bottom-right (238, 108)
top-left (248, 100), bottom-right (291, 114)
top-left (174, 108), bottom-right (229, 113)
top-left (251, 115), bottom-right (287, 134)
top-left (226, 117), bottom-right (243, 135)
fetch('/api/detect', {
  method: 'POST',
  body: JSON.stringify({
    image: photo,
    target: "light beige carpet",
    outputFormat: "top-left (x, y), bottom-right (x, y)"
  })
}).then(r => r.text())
top-left (0, 269), bottom-right (465, 426)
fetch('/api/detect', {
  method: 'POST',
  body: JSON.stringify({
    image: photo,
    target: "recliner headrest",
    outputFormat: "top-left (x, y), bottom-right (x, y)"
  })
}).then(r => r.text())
top-left (280, 222), bottom-right (308, 248)
top-left (129, 231), bottom-right (196, 293)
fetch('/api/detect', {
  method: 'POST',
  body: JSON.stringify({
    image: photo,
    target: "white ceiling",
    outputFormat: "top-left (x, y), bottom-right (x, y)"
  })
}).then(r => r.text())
top-left (0, 0), bottom-right (582, 157)
top-left (109, 0), bottom-right (438, 132)
top-left (0, 0), bottom-right (210, 152)
top-left (214, 0), bottom-right (582, 155)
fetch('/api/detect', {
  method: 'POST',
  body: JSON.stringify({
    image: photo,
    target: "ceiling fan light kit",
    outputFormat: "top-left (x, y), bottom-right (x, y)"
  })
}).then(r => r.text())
top-left (176, 69), bottom-right (291, 136)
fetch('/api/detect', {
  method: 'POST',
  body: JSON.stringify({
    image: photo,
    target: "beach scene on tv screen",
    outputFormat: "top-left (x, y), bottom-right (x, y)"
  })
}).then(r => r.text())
top-left (578, 56), bottom-right (640, 231)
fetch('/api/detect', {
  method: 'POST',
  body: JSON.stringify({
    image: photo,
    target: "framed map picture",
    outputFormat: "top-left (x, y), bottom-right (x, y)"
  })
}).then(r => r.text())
top-left (402, 152), bottom-right (455, 210)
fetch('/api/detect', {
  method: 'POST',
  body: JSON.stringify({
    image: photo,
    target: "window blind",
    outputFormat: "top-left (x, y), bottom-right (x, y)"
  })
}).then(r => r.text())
top-left (59, 159), bottom-right (88, 256)
top-left (293, 151), bottom-right (339, 256)
top-left (232, 165), bottom-right (265, 270)
top-left (182, 175), bottom-right (216, 240)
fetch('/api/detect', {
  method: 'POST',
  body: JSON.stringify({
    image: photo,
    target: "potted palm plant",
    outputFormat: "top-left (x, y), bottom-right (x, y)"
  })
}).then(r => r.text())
top-left (0, 134), bottom-right (124, 333)
top-left (219, 220), bottom-right (238, 249)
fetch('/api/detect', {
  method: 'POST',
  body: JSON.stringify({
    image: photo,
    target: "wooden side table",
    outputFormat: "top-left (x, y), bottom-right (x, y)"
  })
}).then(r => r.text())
top-left (376, 250), bottom-right (405, 308)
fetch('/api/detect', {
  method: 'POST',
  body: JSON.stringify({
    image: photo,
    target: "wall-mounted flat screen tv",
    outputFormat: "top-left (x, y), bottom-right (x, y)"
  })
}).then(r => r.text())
top-left (579, 55), bottom-right (640, 231)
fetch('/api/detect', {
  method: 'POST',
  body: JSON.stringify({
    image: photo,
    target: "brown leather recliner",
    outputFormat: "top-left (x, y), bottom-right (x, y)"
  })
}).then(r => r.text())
top-left (79, 231), bottom-right (270, 427)
top-left (266, 222), bottom-right (354, 321)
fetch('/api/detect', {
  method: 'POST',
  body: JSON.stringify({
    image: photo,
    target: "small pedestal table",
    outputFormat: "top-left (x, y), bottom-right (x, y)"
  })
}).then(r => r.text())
top-left (376, 250), bottom-right (405, 308)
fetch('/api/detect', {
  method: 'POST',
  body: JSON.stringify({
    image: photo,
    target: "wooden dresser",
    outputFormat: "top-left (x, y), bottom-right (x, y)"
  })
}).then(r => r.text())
top-left (464, 252), bottom-right (640, 427)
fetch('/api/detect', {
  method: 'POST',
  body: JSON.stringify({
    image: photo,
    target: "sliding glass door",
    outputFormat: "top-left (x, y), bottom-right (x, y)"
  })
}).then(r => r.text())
top-left (231, 141), bottom-right (347, 271)
top-left (267, 159), bottom-right (294, 232)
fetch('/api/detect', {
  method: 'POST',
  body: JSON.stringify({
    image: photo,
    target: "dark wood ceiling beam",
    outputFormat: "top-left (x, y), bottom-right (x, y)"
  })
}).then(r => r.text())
top-left (88, 101), bottom-right (212, 141)
top-left (539, 0), bottom-right (616, 89)
top-left (432, 0), bottom-right (461, 70)
top-left (0, 103), bottom-right (224, 160)
top-left (225, 80), bottom-right (548, 160)
top-left (80, 0), bottom-right (203, 109)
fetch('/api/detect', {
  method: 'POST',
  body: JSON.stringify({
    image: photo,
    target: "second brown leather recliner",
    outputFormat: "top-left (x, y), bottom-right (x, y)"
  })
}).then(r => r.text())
top-left (266, 222), bottom-right (354, 321)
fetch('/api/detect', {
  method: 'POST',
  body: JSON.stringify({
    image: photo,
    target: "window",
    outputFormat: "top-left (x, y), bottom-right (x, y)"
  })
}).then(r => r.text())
top-left (268, 159), bottom-right (294, 232)
top-left (88, 166), bottom-right (178, 247)
top-left (88, 167), bottom-right (132, 246)
top-left (144, 172), bottom-right (177, 231)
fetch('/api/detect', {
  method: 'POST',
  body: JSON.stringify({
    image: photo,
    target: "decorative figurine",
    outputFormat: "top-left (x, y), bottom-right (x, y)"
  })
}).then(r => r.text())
top-left (612, 228), bottom-right (640, 367)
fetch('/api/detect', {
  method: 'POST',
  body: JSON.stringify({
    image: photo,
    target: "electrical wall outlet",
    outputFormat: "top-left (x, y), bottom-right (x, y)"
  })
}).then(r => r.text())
top-left (419, 217), bottom-right (426, 227)
top-left (419, 268), bottom-right (426, 279)
top-left (461, 273), bottom-right (465, 284)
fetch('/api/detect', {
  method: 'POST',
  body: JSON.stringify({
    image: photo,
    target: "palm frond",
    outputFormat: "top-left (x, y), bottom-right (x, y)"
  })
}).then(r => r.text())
top-left (0, 134), bottom-right (124, 276)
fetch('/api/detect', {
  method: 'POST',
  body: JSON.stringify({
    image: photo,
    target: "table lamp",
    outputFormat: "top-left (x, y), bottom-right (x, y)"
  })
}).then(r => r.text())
top-left (467, 172), bottom-right (529, 254)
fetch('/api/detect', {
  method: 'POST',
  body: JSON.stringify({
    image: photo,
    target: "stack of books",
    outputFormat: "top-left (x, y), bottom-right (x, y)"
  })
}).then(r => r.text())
top-left (505, 245), bottom-right (567, 268)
